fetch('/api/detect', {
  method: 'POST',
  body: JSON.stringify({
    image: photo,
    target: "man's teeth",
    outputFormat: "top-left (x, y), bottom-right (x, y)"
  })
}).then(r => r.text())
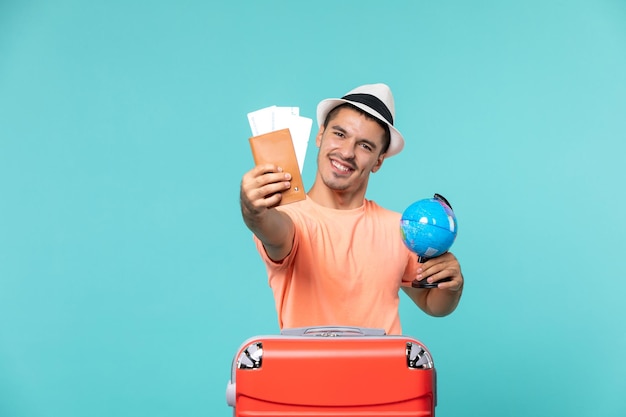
top-left (332, 160), bottom-right (351, 172)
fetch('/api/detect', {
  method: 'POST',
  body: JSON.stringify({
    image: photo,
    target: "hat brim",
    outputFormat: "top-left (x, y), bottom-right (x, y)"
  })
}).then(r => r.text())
top-left (316, 98), bottom-right (405, 157)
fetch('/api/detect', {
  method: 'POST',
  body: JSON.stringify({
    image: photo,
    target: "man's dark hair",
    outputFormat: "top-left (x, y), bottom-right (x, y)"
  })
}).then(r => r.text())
top-left (323, 103), bottom-right (391, 155)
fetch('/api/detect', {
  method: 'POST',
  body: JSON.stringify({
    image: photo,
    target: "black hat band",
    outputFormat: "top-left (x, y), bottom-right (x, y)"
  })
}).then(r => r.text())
top-left (341, 93), bottom-right (394, 126)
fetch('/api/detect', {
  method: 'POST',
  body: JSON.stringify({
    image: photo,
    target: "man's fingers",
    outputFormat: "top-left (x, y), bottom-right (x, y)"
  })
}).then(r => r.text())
top-left (256, 181), bottom-right (290, 202)
top-left (435, 279), bottom-right (462, 291)
top-left (241, 164), bottom-right (295, 215)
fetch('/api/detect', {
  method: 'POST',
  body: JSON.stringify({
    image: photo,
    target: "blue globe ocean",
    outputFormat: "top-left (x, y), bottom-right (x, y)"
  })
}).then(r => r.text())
top-left (400, 196), bottom-right (458, 259)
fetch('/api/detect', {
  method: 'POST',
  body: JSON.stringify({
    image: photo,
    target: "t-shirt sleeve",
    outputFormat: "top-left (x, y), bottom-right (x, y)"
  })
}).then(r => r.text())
top-left (400, 247), bottom-right (419, 285)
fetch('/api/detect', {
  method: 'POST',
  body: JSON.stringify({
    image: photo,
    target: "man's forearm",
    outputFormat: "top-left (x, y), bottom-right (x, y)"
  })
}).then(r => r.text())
top-left (425, 286), bottom-right (463, 317)
top-left (402, 285), bottom-right (463, 317)
top-left (242, 207), bottom-right (294, 261)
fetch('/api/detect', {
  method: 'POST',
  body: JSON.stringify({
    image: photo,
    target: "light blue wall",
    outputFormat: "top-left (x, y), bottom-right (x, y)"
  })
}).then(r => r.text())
top-left (1, 1), bottom-right (625, 416)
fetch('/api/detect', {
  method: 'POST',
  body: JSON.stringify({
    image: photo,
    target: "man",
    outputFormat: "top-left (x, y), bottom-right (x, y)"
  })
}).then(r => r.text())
top-left (240, 83), bottom-right (463, 335)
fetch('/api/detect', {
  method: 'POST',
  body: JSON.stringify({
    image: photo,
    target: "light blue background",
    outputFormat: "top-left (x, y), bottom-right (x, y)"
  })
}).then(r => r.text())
top-left (1, 1), bottom-right (625, 416)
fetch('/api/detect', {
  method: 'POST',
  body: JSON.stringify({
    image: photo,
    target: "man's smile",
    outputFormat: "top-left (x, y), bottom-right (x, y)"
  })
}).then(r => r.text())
top-left (330, 158), bottom-right (356, 174)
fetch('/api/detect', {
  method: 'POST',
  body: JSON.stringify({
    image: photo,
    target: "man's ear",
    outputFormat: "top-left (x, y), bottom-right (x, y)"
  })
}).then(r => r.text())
top-left (371, 153), bottom-right (386, 173)
top-left (315, 125), bottom-right (325, 147)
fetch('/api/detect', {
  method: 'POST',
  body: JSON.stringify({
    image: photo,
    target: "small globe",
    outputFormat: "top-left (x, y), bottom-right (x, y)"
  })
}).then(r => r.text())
top-left (400, 196), bottom-right (458, 259)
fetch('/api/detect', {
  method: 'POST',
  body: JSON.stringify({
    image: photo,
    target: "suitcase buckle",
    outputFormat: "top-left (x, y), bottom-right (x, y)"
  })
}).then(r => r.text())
top-left (237, 342), bottom-right (263, 369)
top-left (406, 342), bottom-right (434, 369)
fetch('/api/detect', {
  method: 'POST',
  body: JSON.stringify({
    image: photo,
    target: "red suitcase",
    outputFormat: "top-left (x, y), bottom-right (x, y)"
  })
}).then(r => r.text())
top-left (226, 326), bottom-right (437, 417)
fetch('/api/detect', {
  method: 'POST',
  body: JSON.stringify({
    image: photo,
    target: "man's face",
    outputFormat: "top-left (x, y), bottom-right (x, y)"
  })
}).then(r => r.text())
top-left (315, 107), bottom-right (386, 194)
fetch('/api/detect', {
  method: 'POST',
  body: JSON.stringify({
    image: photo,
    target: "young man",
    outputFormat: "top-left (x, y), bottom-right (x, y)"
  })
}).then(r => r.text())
top-left (240, 83), bottom-right (463, 335)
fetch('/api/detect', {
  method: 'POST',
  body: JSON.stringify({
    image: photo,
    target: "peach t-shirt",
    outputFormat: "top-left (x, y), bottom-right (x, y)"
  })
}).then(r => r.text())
top-left (254, 196), bottom-right (418, 335)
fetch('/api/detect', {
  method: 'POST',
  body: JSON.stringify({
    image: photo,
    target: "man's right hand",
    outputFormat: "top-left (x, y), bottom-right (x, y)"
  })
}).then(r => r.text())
top-left (240, 164), bottom-right (292, 216)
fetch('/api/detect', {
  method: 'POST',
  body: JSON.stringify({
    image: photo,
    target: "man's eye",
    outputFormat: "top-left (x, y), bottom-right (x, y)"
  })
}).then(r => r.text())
top-left (360, 143), bottom-right (373, 151)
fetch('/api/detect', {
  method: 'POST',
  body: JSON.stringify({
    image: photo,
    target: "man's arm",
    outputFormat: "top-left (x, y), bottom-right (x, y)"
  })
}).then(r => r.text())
top-left (401, 252), bottom-right (464, 317)
top-left (240, 164), bottom-right (296, 261)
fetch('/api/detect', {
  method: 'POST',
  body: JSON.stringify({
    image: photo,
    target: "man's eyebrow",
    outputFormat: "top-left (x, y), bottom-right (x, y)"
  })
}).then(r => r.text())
top-left (329, 124), bottom-right (347, 134)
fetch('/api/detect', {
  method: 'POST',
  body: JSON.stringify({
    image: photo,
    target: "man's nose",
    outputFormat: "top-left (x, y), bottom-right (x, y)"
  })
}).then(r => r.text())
top-left (337, 138), bottom-right (356, 159)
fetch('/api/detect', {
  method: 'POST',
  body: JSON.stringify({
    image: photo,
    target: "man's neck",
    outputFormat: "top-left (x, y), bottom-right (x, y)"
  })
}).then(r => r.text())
top-left (307, 181), bottom-right (366, 210)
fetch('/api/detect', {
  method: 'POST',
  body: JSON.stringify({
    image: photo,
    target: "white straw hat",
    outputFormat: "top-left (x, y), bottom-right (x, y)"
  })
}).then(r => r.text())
top-left (316, 83), bottom-right (404, 157)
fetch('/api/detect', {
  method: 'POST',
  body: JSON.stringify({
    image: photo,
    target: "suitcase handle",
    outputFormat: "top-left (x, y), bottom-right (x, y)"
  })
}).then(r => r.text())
top-left (280, 326), bottom-right (386, 337)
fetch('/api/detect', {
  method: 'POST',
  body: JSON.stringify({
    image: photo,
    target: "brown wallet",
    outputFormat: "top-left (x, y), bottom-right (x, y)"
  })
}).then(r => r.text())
top-left (249, 128), bottom-right (306, 205)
